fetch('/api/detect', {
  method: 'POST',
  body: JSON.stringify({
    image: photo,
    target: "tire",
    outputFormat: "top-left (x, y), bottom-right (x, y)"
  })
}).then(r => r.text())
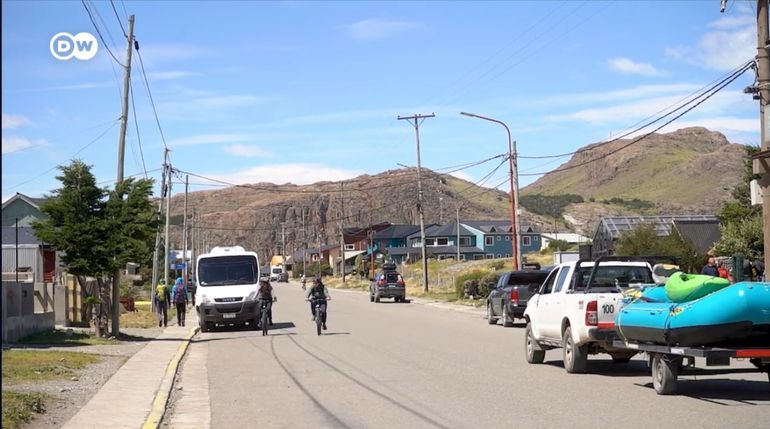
top-left (486, 303), bottom-right (498, 325)
top-left (261, 308), bottom-right (269, 336)
top-left (251, 318), bottom-right (259, 331)
top-left (316, 309), bottom-right (323, 336)
top-left (369, 293), bottom-right (374, 302)
top-left (652, 353), bottom-right (679, 395)
top-left (199, 317), bottom-right (208, 333)
top-left (375, 294), bottom-right (380, 303)
top-left (562, 326), bottom-right (588, 373)
top-left (525, 323), bottom-right (545, 364)
top-left (501, 308), bottom-right (514, 327)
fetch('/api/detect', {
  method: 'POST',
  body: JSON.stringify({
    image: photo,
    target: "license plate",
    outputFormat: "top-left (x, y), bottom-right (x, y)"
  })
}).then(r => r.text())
top-left (222, 313), bottom-right (236, 319)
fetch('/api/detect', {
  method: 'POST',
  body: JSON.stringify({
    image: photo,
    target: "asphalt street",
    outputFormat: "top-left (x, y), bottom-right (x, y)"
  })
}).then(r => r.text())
top-left (166, 280), bottom-right (770, 429)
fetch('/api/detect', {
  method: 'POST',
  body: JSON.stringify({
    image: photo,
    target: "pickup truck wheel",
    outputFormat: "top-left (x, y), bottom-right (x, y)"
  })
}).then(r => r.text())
top-left (369, 293), bottom-right (374, 302)
top-left (563, 326), bottom-right (588, 373)
top-left (501, 309), bottom-right (514, 327)
top-left (486, 303), bottom-right (498, 325)
top-left (375, 294), bottom-right (380, 303)
top-left (525, 323), bottom-right (545, 364)
top-left (652, 353), bottom-right (678, 395)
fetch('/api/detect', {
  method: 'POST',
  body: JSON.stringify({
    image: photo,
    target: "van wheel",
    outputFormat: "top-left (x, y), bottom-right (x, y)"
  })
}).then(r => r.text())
top-left (563, 326), bottom-right (587, 373)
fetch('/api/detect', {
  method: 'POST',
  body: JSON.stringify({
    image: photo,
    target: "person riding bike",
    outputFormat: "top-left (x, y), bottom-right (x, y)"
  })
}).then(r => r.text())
top-left (300, 274), bottom-right (307, 291)
top-left (257, 279), bottom-right (275, 326)
top-left (306, 276), bottom-right (330, 330)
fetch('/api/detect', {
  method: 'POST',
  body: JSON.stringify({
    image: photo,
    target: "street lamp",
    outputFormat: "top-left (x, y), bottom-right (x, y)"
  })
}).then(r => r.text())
top-left (460, 111), bottom-right (521, 271)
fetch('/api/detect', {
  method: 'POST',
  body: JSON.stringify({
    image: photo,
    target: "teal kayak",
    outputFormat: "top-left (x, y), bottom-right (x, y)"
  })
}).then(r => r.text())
top-left (664, 272), bottom-right (730, 303)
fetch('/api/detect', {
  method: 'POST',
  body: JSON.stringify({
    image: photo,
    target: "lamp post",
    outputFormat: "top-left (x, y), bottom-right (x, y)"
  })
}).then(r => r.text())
top-left (460, 112), bottom-right (521, 271)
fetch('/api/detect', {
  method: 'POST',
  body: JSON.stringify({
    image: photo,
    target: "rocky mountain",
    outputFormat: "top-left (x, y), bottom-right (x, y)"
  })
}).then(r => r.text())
top-left (165, 127), bottom-right (749, 258)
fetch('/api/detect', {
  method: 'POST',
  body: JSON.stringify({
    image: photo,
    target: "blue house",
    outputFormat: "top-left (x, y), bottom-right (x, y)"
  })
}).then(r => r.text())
top-left (461, 220), bottom-right (541, 258)
top-left (403, 223), bottom-right (485, 261)
top-left (373, 224), bottom-right (421, 264)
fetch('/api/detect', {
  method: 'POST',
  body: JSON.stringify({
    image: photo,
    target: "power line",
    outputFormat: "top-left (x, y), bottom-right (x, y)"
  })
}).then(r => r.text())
top-left (96, 167), bottom-right (162, 186)
top-left (134, 45), bottom-right (169, 150)
top-left (109, 0), bottom-right (127, 37)
top-left (81, 0), bottom-right (124, 66)
top-left (520, 61), bottom-right (754, 177)
top-left (129, 76), bottom-right (148, 178)
top-left (3, 120), bottom-right (120, 192)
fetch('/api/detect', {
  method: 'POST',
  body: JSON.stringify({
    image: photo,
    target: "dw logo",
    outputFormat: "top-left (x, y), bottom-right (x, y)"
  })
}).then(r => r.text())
top-left (50, 32), bottom-right (99, 61)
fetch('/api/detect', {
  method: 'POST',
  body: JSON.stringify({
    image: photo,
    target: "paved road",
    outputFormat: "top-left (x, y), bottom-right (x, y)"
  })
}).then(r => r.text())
top-left (166, 281), bottom-right (769, 429)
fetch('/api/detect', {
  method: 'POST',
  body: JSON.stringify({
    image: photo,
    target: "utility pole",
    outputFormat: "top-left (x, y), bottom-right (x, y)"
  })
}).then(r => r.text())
top-left (163, 164), bottom-right (172, 291)
top-left (456, 207), bottom-right (461, 262)
top-left (112, 14), bottom-right (135, 336)
top-left (190, 208), bottom-right (196, 282)
top-left (339, 183), bottom-right (346, 284)
top-left (151, 149), bottom-right (169, 312)
top-left (755, 0), bottom-right (770, 272)
top-left (182, 175), bottom-right (189, 286)
top-left (281, 222), bottom-right (286, 270)
top-left (302, 208), bottom-right (307, 277)
top-left (398, 113), bottom-right (434, 293)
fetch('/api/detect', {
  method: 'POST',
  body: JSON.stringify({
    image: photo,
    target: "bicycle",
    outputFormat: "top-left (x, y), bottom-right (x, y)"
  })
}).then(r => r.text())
top-left (258, 297), bottom-right (276, 336)
top-left (309, 297), bottom-right (329, 336)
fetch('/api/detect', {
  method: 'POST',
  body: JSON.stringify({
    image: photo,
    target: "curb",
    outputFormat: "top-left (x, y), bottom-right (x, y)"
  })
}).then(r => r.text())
top-left (142, 326), bottom-right (199, 429)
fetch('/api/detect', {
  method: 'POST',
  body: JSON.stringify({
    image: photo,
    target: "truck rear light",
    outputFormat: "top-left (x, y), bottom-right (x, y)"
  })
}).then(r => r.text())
top-left (585, 300), bottom-right (598, 326)
top-left (397, 279), bottom-right (405, 286)
top-left (510, 289), bottom-right (519, 303)
top-left (378, 279), bottom-right (386, 286)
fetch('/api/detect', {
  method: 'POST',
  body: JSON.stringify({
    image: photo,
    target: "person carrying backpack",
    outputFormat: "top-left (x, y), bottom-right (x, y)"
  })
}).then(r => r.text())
top-left (155, 279), bottom-right (171, 328)
top-left (173, 277), bottom-right (189, 327)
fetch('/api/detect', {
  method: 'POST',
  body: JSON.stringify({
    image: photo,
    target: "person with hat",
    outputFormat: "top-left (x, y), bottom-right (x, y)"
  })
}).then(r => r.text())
top-left (154, 279), bottom-right (171, 328)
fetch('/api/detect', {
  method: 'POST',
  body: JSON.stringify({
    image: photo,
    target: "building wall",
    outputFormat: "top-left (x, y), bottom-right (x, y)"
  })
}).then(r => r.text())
top-left (2, 246), bottom-right (43, 282)
top-left (521, 233), bottom-right (541, 254)
top-left (2, 199), bottom-right (45, 227)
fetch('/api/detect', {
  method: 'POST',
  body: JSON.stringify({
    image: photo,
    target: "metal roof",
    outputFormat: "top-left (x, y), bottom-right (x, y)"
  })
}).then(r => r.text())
top-left (462, 220), bottom-right (536, 234)
top-left (406, 223), bottom-right (475, 239)
top-left (373, 224), bottom-right (421, 240)
top-left (673, 219), bottom-right (721, 255)
top-left (597, 215), bottom-right (718, 240)
top-left (1, 226), bottom-right (43, 246)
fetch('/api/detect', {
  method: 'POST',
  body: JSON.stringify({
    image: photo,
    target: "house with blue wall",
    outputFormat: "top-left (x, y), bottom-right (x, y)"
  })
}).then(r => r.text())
top-left (461, 220), bottom-right (541, 258)
top-left (403, 223), bottom-right (485, 261)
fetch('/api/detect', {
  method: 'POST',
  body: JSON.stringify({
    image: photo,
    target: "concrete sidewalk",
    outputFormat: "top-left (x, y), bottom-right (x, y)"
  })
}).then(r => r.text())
top-left (61, 307), bottom-right (198, 429)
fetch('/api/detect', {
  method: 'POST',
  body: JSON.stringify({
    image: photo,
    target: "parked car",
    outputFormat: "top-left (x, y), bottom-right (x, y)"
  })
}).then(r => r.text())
top-left (523, 257), bottom-right (654, 373)
top-left (369, 262), bottom-right (406, 303)
top-left (486, 270), bottom-right (550, 327)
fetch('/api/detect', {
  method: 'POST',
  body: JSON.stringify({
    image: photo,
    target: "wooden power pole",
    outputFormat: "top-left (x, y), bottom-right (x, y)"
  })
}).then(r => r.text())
top-left (755, 0), bottom-right (770, 272)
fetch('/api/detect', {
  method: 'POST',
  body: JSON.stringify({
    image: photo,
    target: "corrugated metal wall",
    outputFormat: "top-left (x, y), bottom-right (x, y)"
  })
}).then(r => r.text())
top-left (2, 246), bottom-right (43, 282)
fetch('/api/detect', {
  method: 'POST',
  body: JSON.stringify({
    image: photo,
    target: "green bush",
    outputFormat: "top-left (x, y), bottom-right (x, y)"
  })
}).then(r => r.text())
top-left (489, 260), bottom-right (505, 270)
top-left (519, 194), bottom-right (584, 218)
top-left (478, 272), bottom-right (501, 298)
top-left (454, 270), bottom-right (488, 298)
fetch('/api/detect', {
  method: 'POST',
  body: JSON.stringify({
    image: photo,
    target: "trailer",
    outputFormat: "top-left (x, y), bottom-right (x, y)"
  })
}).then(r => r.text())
top-left (612, 340), bottom-right (770, 395)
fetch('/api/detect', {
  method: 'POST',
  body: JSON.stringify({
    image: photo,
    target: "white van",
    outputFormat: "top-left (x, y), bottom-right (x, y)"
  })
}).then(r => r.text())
top-left (195, 246), bottom-right (261, 332)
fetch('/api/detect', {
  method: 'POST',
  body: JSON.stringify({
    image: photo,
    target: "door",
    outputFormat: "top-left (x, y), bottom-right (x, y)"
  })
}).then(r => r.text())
top-left (530, 269), bottom-right (559, 339)
top-left (540, 267), bottom-right (572, 339)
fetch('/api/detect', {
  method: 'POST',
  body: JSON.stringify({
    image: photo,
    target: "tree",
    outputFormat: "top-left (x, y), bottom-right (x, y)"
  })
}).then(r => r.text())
top-left (32, 160), bottom-right (157, 336)
top-left (615, 223), bottom-right (702, 272)
top-left (716, 145), bottom-right (763, 257)
top-left (547, 239), bottom-right (571, 252)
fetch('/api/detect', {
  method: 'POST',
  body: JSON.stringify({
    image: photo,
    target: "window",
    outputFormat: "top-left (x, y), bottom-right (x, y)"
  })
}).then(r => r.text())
top-left (459, 237), bottom-right (471, 246)
top-left (425, 238), bottom-right (435, 246)
top-left (344, 244), bottom-right (355, 251)
top-left (460, 254), bottom-right (466, 260)
top-left (505, 254), bottom-right (510, 258)
top-left (474, 255), bottom-right (484, 260)
top-left (505, 236), bottom-right (510, 241)
top-left (522, 236), bottom-right (531, 246)
top-left (485, 254), bottom-right (494, 259)
top-left (553, 267), bottom-right (571, 293)
top-left (540, 269), bottom-right (559, 294)
top-left (496, 235), bottom-right (502, 241)
top-left (534, 236), bottom-right (539, 242)
top-left (496, 254), bottom-right (502, 258)
top-left (485, 236), bottom-right (494, 246)
top-left (437, 237), bottom-right (448, 246)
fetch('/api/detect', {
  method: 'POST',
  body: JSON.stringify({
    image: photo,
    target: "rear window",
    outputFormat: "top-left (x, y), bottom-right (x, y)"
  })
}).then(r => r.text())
top-left (506, 272), bottom-right (549, 287)
top-left (577, 265), bottom-right (653, 289)
top-left (385, 272), bottom-right (402, 283)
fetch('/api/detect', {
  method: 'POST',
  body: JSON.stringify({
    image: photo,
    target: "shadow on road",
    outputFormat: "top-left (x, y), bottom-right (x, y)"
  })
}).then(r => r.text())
top-left (542, 359), bottom-right (650, 377)
top-left (634, 379), bottom-right (770, 403)
top-left (319, 332), bottom-right (350, 336)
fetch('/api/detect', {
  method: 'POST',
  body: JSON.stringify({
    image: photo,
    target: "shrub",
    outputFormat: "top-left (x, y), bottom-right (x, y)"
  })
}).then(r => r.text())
top-left (478, 272), bottom-right (501, 298)
top-left (454, 270), bottom-right (488, 299)
top-left (489, 260), bottom-right (505, 270)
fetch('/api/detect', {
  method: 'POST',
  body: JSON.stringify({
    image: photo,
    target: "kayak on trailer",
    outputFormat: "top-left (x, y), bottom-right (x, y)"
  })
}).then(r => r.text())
top-left (615, 282), bottom-right (770, 346)
top-left (664, 272), bottom-right (730, 303)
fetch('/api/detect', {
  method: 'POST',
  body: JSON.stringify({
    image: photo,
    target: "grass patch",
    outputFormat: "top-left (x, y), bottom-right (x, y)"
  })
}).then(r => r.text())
top-left (2, 350), bottom-right (99, 382)
top-left (121, 301), bottom-right (177, 328)
top-left (2, 391), bottom-right (48, 429)
top-left (19, 329), bottom-right (119, 346)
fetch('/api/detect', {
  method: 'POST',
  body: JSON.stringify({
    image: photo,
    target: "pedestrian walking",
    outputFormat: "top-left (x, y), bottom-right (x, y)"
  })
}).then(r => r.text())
top-left (155, 279), bottom-right (171, 327)
top-left (173, 277), bottom-right (189, 327)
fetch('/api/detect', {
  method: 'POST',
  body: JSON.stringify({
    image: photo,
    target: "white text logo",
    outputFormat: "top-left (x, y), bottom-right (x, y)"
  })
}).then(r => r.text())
top-left (50, 32), bottom-right (99, 61)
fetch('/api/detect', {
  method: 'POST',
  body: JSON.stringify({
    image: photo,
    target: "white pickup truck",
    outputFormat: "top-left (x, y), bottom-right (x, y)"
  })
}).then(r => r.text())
top-left (523, 257), bottom-right (654, 373)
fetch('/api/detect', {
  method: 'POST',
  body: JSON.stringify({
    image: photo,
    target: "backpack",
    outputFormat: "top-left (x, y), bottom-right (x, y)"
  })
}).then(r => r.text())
top-left (174, 285), bottom-right (187, 303)
top-left (311, 285), bottom-right (325, 299)
top-left (156, 284), bottom-right (167, 302)
top-left (258, 283), bottom-right (272, 300)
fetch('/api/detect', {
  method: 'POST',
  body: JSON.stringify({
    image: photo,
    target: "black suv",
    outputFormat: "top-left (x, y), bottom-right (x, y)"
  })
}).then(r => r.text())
top-left (369, 262), bottom-right (406, 303)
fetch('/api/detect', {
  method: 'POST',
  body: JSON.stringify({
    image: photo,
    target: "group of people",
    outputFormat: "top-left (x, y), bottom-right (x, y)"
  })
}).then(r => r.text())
top-left (154, 277), bottom-right (190, 328)
top-left (154, 274), bottom-right (331, 331)
top-left (701, 256), bottom-right (765, 282)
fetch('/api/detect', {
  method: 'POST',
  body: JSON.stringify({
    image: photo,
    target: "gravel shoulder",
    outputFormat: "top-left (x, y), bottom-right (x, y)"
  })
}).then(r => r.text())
top-left (2, 327), bottom-right (163, 429)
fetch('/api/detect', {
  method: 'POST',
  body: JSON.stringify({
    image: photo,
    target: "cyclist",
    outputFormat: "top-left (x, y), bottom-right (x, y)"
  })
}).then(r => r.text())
top-left (257, 278), bottom-right (275, 326)
top-left (300, 274), bottom-right (307, 291)
top-left (306, 276), bottom-right (330, 330)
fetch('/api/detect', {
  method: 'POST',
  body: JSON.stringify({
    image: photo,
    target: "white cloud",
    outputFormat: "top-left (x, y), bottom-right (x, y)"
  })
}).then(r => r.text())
top-left (157, 94), bottom-right (268, 119)
top-left (168, 133), bottom-right (254, 147)
top-left (537, 83), bottom-right (701, 107)
top-left (647, 117), bottom-right (758, 134)
top-left (147, 71), bottom-right (199, 81)
top-left (223, 144), bottom-right (270, 157)
top-left (666, 13), bottom-right (755, 71)
top-left (607, 57), bottom-right (665, 77)
top-left (2, 113), bottom-right (33, 129)
top-left (342, 19), bottom-right (421, 41)
top-left (210, 164), bottom-right (364, 186)
top-left (2, 136), bottom-right (48, 154)
top-left (449, 171), bottom-right (474, 183)
top-left (37, 81), bottom-right (115, 91)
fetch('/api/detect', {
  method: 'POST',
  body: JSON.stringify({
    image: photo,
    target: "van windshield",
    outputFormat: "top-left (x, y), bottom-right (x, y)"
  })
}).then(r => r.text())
top-left (198, 255), bottom-right (258, 286)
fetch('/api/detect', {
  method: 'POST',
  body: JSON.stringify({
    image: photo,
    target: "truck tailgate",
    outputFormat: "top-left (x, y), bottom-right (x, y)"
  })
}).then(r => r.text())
top-left (596, 293), bottom-right (622, 329)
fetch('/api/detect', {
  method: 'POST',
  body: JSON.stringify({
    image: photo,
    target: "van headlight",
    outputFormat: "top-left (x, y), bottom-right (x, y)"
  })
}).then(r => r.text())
top-left (246, 291), bottom-right (257, 302)
top-left (201, 294), bottom-right (211, 304)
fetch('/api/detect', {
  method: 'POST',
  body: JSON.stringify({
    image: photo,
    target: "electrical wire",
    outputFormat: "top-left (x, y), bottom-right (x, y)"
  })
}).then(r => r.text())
top-left (519, 61), bottom-right (754, 177)
top-left (81, 0), bottom-right (124, 66)
top-left (134, 46), bottom-right (169, 150)
top-left (96, 168), bottom-right (162, 186)
top-left (109, 0), bottom-right (127, 37)
top-left (129, 76), bottom-right (148, 178)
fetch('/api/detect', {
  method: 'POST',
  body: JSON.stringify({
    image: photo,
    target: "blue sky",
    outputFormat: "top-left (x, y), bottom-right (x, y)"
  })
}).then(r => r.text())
top-left (1, 0), bottom-right (762, 202)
